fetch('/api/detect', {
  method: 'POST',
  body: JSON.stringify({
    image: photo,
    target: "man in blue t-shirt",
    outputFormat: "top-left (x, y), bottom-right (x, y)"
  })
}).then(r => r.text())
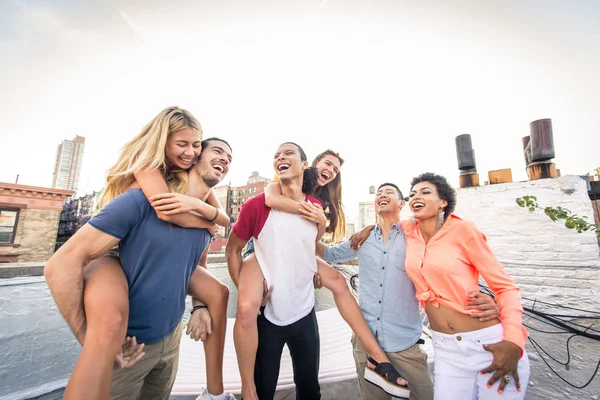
top-left (45, 138), bottom-right (233, 400)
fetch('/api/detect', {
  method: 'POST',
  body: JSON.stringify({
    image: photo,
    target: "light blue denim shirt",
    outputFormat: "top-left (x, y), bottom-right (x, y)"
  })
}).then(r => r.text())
top-left (322, 224), bottom-right (422, 352)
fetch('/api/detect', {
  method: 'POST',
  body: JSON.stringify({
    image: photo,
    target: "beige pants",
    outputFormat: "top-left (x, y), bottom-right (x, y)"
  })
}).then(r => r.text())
top-left (352, 334), bottom-right (434, 400)
top-left (110, 322), bottom-right (183, 400)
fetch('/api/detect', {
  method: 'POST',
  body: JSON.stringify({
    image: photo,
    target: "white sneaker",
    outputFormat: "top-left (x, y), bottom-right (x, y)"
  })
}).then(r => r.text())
top-left (195, 387), bottom-right (237, 400)
top-left (195, 387), bottom-right (211, 400)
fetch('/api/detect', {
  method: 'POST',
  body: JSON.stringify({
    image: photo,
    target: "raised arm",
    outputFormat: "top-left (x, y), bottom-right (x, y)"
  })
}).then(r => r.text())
top-left (264, 181), bottom-right (302, 214)
top-left (225, 231), bottom-right (248, 288)
top-left (44, 224), bottom-right (120, 343)
top-left (133, 168), bottom-right (215, 229)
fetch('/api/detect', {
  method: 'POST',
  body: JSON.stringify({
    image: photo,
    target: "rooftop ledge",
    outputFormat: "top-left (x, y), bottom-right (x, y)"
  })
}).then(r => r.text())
top-left (0, 252), bottom-right (358, 279)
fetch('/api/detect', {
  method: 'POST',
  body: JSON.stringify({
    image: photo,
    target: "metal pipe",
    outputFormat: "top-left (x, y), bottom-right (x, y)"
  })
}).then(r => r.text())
top-left (455, 134), bottom-right (476, 171)
top-left (529, 119), bottom-right (555, 162)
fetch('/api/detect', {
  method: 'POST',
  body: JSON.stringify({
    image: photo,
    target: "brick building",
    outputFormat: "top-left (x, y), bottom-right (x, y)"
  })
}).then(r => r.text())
top-left (0, 182), bottom-right (73, 263)
top-left (230, 181), bottom-right (269, 221)
top-left (206, 172), bottom-right (272, 244)
top-left (228, 172), bottom-right (271, 223)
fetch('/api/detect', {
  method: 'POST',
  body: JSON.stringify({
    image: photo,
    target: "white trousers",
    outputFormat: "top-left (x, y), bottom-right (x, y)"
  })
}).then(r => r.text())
top-left (431, 324), bottom-right (530, 400)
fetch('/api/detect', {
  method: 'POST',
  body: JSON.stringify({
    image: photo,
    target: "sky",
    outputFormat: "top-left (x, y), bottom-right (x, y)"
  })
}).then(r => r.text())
top-left (1, 0), bottom-right (599, 220)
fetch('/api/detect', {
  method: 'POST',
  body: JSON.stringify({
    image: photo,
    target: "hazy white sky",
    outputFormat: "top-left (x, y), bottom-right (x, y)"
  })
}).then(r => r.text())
top-left (1, 0), bottom-right (598, 219)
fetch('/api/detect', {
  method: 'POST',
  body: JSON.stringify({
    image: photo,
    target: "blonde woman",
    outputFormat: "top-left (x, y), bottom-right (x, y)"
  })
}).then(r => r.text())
top-left (48, 107), bottom-right (234, 400)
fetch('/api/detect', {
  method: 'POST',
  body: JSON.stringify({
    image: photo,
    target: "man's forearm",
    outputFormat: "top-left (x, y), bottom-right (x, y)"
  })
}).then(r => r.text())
top-left (44, 259), bottom-right (87, 344)
top-left (315, 241), bottom-right (327, 258)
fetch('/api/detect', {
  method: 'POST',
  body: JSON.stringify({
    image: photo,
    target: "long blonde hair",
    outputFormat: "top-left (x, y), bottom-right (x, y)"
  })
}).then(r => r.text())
top-left (98, 106), bottom-right (202, 208)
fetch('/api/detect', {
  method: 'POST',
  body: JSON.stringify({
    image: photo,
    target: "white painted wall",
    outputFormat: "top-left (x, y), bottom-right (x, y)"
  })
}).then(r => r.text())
top-left (455, 176), bottom-right (599, 306)
top-left (434, 175), bottom-right (600, 400)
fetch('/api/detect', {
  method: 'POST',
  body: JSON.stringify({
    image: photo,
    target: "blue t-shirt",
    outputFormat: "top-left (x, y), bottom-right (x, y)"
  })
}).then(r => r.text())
top-left (89, 189), bottom-right (212, 344)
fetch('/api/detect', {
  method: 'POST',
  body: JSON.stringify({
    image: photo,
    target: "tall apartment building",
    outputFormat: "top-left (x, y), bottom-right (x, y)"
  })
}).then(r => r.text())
top-left (52, 135), bottom-right (85, 191)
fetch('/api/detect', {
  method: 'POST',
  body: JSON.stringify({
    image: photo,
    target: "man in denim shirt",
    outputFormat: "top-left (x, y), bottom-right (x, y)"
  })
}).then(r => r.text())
top-left (317, 183), bottom-right (433, 400)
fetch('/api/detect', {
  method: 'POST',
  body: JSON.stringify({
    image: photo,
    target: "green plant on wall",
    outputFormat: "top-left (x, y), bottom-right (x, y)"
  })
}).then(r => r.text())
top-left (516, 195), bottom-right (600, 239)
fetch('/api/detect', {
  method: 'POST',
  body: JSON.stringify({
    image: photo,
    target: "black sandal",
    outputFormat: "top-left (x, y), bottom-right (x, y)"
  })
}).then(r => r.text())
top-left (364, 356), bottom-right (411, 398)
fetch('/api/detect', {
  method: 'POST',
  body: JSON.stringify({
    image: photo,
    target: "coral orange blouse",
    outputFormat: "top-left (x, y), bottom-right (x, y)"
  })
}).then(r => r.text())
top-left (402, 214), bottom-right (528, 351)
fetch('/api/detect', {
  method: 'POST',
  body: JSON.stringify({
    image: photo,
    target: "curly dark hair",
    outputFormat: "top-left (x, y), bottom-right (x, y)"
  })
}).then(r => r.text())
top-left (410, 172), bottom-right (456, 219)
top-left (302, 167), bottom-right (319, 195)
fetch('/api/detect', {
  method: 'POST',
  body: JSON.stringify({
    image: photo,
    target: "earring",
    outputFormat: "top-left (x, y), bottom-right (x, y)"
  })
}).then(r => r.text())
top-left (436, 210), bottom-right (445, 231)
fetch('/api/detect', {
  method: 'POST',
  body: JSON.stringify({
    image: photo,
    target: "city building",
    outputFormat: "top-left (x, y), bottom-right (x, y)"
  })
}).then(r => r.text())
top-left (247, 171), bottom-right (271, 185)
top-left (229, 181), bottom-right (269, 222)
top-left (229, 171), bottom-right (271, 223)
top-left (0, 182), bottom-right (73, 263)
top-left (52, 135), bottom-right (85, 191)
top-left (205, 171), bottom-right (273, 244)
top-left (345, 221), bottom-right (355, 238)
top-left (356, 200), bottom-right (376, 231)
top-left (212, 183), bottom-right (231, 239)
top-left (54, 191), bottom-right (100, 251)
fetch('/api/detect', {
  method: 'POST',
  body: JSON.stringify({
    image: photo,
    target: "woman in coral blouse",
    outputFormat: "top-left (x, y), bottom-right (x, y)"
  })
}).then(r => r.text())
top-left (403, 172), bottom-right (530, 400)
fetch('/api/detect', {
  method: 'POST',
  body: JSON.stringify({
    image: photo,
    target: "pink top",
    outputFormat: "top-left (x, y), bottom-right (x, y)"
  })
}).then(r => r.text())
top-left (402, 215), bottom-right (528, 351)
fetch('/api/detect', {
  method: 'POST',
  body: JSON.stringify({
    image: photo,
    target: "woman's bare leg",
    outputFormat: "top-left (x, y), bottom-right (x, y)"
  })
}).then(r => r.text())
top-left (317, 258), bottom-right (404, 383)
top-left (64, 257), bottom-right (129, 400)
top-left (187, 267), bottom-right (229, 395)
top-left (234, 254), bottom-right (265, 400)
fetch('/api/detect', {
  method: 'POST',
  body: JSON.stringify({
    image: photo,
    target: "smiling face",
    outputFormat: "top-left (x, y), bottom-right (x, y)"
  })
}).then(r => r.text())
top-left (314, 154), bottom-right (341, 187)
top-left (374, 185), bottom-right (404, 216)
top-left (165, 128), bottom-right (203, 170)
top-left (273, 143), bottom-right (307, 181)
top-left (409, 181), bottom-right (448, 221)
top-left (195, 140), bottom-right (232, 187)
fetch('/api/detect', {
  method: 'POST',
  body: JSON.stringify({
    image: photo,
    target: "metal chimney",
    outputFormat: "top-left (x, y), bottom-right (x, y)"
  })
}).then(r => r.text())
top-left (523, 118), bottom-right (558, 180)
top-left (455, 134), bottom-right (480, 187)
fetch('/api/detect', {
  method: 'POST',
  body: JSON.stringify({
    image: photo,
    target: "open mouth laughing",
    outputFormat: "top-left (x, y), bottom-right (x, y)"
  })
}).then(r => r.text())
top-left (411, 201), bottom-right (425, 212)
top-left (319, 170), bottom-right (331, 183)
top-left (277, 163), bottom-right (291, 173)
top-left (178, 156), bottom-right (194, 166)
top-left (211, 161), bottom-right (226, 175)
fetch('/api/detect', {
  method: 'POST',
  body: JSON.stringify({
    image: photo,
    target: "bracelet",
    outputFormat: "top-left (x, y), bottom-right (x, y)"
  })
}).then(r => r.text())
top-left (191, 305), bottom-right (208, 315)
top-left (208, 207), bottom-right (220, 223)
